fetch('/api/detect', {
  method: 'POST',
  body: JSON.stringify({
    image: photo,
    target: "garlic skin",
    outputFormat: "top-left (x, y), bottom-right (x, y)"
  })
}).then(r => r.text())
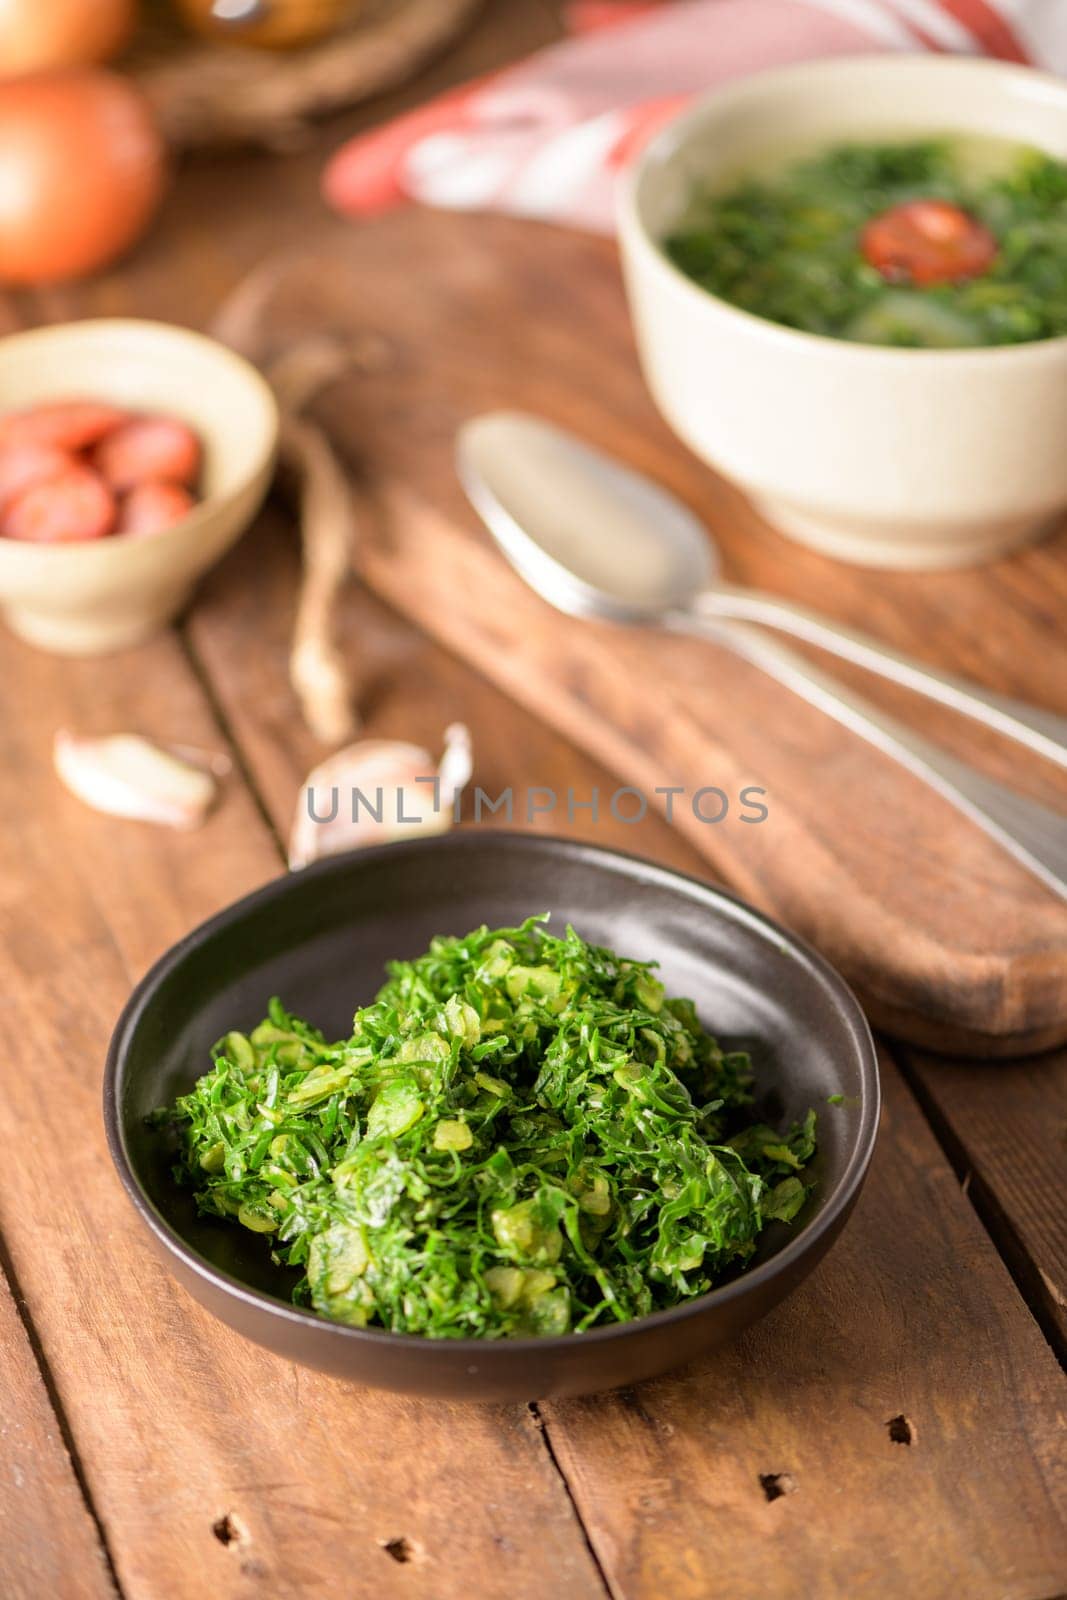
top-left (54, 731), bottom-right (218, 830)
top-left (289, 723), bottom-right (473, 869)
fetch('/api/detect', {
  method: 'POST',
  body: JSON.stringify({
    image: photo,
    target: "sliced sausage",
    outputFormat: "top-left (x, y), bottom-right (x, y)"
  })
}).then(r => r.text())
top-left (116, 480), bottom-right (196, 536)
top-left (0, 400), bottom-right (130, 452)
top-left (1, 466), bottom-right (116, 542)
top-left (861, 200), bottom-right (997, 287)
top-left (0, 443), bottom-right (74, 509)
top-left (95, 416), bottom-right (201, 492)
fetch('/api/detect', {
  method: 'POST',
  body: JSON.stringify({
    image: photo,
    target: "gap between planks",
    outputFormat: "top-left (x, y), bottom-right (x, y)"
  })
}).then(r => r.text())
top-left (527, 1402), bottom-right (616, 1600)
top-left (176, 624), bottom-right (289, 861)
top-left (0, 1226), bottom-right (124, 1600)
top-left (889, 1039), bottom-right (1067, 1369)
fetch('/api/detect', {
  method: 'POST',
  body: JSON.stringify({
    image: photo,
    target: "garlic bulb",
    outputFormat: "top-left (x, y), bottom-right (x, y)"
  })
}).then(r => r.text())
top-left (289, 723), bottom-right (472, 869)
top-left (54, 731), bottom-right (218, 829)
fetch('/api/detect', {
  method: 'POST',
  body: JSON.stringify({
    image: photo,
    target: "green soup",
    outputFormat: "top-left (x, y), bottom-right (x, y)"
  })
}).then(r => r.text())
top-left (665, 137), bottom-right (1067, 348)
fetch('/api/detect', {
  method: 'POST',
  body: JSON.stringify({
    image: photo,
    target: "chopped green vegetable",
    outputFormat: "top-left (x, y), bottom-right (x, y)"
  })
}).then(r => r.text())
top-left (666, 137), bottom-right (1067, 347)
top-left (163, 918), bottom-right (817, 1339)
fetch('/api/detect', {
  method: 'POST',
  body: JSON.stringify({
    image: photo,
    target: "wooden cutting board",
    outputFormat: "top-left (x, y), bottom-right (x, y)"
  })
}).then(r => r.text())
top-left (291, 207), bottom-right (1067, 1055)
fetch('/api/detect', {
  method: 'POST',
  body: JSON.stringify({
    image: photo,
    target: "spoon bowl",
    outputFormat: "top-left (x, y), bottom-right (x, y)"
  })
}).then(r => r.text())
top-left (457, 412), bottom-right (714, 626)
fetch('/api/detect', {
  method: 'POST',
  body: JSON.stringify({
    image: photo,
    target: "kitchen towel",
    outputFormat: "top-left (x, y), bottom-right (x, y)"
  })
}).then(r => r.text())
top-left (323, 0), bottom-right (1067, 233)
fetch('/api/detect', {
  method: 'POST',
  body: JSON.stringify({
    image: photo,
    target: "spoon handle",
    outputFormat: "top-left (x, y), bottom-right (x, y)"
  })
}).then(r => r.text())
top-left (668, 613), bottom-right (1067, 904)
top-left (696, 584), bottom-right (1067, 772)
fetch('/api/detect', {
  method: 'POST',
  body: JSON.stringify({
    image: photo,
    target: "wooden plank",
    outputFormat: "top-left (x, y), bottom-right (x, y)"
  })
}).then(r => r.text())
top-left (0, 290), bottom-right (117, 1600)
top-left (898, 1046), bottom-right (1067, 1359)
top-left (0, 625), bottom-right (605, 1600)
top-left (0, 1257), bottom-right (117, 1600)
top-left (545, 1051), bottom-right (1067, 1600)
top-left (186, 511), bottom-right (1067, 1600)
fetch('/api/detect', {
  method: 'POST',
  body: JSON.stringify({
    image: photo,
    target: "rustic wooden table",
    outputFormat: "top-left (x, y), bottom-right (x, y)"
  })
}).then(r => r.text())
top-left (1, 5), bottom-right (1066, 1597)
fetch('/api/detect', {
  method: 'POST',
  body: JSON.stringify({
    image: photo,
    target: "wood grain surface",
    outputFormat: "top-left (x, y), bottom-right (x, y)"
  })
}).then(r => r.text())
top-left (897, 1044), bottom-right (1067, 1360)
top-left (0, 1260), bottom-right (114, 1599)
top-left (2, 2), bottom-right (1066, 1594)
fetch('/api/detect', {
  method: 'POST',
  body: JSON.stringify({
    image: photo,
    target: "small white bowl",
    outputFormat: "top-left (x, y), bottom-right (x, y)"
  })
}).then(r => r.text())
top-left (618, 56), bottom-right (1067, 570)
top-left (0, 319), bottom-right (278, 653)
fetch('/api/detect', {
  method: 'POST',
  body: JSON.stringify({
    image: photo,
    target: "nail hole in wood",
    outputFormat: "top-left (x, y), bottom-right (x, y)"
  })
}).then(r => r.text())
top-left (887, 1414), bottom-right (914, 1446)
top-left (212, 1513), bottom-right (248, 1547)
top-left (759, 1472), bottom-right (797, 1502)
top-left (381, 1536), bottom-right (415, 1564)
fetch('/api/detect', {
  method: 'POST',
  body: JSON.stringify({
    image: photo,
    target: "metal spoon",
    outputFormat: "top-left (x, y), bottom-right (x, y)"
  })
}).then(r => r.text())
top-left (458, 411), bottom-right (1067, 903)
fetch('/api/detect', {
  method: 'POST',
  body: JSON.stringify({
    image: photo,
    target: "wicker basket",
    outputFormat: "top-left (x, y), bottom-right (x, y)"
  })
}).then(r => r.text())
top-left (130, 0), bottom-right (484, 150)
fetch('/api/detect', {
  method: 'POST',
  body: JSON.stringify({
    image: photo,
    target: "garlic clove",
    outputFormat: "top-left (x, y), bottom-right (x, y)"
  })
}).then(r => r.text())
top-left (289, 723), bottom-right (473, 869)
top-left (54, 731), bottom-right (218, 830)
top-left (438, 721), bottom-right (473, 799)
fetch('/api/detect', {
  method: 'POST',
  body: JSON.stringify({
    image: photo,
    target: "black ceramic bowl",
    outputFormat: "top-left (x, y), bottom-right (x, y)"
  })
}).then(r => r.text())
top-left (105, 832), bottom-right (879, 1401)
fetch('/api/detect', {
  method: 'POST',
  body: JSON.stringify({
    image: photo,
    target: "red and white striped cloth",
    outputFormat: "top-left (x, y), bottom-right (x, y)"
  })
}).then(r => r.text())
top-left (323, 0), bottom-right (1066, 233)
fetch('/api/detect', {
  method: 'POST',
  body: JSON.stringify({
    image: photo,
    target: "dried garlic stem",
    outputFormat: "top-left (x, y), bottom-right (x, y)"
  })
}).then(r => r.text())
top-left (210, 255), bottom-right (298, 361)
top-left (282, 409), bottom-right (359, 746)
top-left (212, 266), bottom-right (363, 746)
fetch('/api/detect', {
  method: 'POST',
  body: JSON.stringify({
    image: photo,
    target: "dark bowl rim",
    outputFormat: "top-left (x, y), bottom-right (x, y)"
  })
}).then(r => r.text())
top-left (104, 829), bottom-right (880, 1356)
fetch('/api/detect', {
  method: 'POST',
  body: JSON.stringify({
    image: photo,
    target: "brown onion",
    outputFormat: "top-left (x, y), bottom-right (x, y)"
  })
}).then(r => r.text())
top-left (0, 70), bottom-right (166, 285)
top-left (0, 0), bottom-right (135, 75)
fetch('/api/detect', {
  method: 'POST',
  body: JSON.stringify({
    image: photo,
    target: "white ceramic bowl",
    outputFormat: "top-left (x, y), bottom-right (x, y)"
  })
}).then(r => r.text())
top-left (0, 319), bottom-right (278, 653)
top-left (618, 56), bottom-right (1067, 570)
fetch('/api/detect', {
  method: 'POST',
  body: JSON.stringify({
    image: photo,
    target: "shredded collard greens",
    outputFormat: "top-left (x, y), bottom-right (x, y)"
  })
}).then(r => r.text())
top-left (165, 918), bottom-right (816, 1338)
top-left (667, 140), bottom-right (1067, 347)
